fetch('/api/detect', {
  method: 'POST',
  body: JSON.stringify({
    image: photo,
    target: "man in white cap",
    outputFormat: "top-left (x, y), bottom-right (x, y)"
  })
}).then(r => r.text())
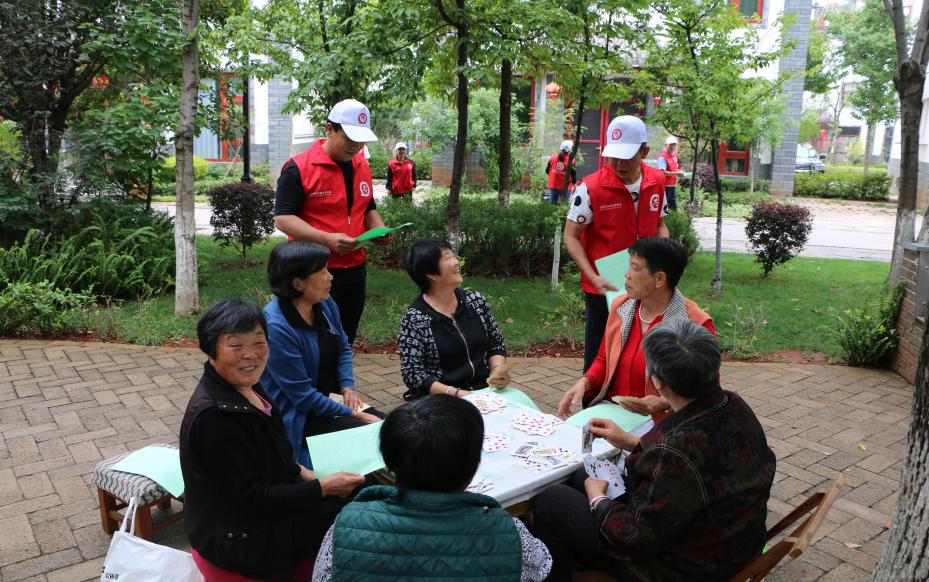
top-left (274, 98), bottom-right (389, 344)
top-left (564, 115), bottom-right (670, 373)
top-left (657, 136), bottom-right (687, 211)
top-left (546, 140), bottom-right (577, 204)
top-left (386, 142), bottom-right (416, 200)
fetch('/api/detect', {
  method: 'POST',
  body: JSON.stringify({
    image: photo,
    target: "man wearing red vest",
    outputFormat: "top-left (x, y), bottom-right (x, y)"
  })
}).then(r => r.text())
top-left (386, 142), bottom-right (416, 199)
top-left (657, 136), bottom-right (687, 211)
top-left (545, 140), bottom-right (577, 204)
top-left (274, 99), bottom-right (390, 344)
top-left (564, 115), bottom-right (670, 372)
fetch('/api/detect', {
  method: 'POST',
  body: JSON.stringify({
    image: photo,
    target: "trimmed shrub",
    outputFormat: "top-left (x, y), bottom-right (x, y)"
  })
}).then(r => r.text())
top-left (158, 155), bottom-right (209, 183)
top-left (208, 181), bottom-right (276, 260)
top-left (366, 142), bottom-right (391, 180)
top-left (720, 176), bottom-right (771, 193)
top-left (834, 282), bottom-right (905, 367)
top-left (151, 175), bottom-right (271, 199)
top-left (793, 171), bottom-right (890, 200)
top-left (695, 164), bottom-right (718, 193)
top-left (745, 201), bottom-right (813, 277)
top-left (409, 149), bottom-right (432, 180)
top-left (371, 194), bottom-right (564, 277)
top-left (0, 281), bottom-right (95, 336)
top-left (664, 210), bottom-right (700, 261)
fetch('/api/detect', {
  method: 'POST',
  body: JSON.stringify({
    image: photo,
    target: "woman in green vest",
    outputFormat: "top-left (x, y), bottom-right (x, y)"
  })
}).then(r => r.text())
top-left (311, 394), bottom-right (552, 582)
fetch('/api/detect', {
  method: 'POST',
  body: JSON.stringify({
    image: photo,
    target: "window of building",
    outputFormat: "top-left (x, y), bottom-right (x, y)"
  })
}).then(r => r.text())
top-left (839, 126), bottom-right (861, 137)
top-left (731, 0), bottom-right (763, 22)
top-left (718, 139), bottom-right (750, 176)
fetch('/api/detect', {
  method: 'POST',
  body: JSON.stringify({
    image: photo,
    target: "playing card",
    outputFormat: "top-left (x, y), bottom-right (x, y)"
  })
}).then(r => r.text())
top-left (510, 412), bottom-right (564, 436)
top-left (612, 395), bottom-right (649, 407)
top-left (466, 477), bottom-right (494, 494)
top-left (583, 454), bottom-right (625, 498)
top-left (582, 424), bottom-right (594, 455)
top-left (482, 433), bottom-right (510, 453)
top-left (465, 393), bottom-right (508, 415)
top-left (488, 361), bottom-right (518, 384)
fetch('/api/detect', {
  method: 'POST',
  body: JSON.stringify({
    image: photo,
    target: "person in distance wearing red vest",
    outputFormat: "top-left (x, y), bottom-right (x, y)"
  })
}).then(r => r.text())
top-left (563, 115), bottom-right (669, 374)
top-left (657, 135), bottom-right (687, 211)
top-left (545, 140), bottom-right (577, 204)
top-left (386, 142), bottom-right (416, 200)
top-left (274, 99), bottom-right (391, 345)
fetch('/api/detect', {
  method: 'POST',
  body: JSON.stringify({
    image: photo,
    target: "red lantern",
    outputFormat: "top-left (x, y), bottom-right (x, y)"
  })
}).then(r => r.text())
top-left (653, 96), bottom-right (662, 107)
top-left (545, 82), bottom-right (561, 100)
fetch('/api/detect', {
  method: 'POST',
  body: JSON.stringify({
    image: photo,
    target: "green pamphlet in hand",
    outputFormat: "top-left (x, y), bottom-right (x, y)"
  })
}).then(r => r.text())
top-left (354, 222), bottom-right (414, 248)
top-left (565, 402), bottom-right (649, 432)
top-left (594, 250), bottom-right (630, 310)
top-left (111, 445), bottom-right (185, 498)
top-left (306, 421), bottom-right (385, 478)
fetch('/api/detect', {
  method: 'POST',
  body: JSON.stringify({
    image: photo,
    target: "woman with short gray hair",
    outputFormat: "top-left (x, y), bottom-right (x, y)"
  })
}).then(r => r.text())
top-left (534, 319), bottom-right (776, 581)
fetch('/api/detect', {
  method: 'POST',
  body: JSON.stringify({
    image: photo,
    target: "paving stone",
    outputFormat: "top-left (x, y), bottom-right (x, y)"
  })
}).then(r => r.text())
top-left (0, 549), bottom-right (83, 581)
top-left (31, 519), bottom-right (77, 554)
top-left (45, 556), bottom-right (104, 582)
top-left (0, 514), bottom-right (40, 567)
top-left (17, 473), bottom-right (54, 499)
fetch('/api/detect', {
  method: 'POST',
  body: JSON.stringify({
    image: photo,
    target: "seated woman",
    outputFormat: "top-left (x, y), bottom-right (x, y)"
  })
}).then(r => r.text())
top-left (534, 319), bottom-right (776, 581)
top-left (312, 394), bottom-right (552, 582)
top-left (557, 237), bottom-right (715, 422)
top-left (262, 241), bottom-right (381, 468)
top-left (398, 238), bottom-right (511, 399)
top-left (179, 299), bottom-right (365, 582)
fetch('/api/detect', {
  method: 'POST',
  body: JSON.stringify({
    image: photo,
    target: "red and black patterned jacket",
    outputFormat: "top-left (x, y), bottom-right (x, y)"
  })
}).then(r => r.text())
top-left (597, 387), bottom-right (775, 581)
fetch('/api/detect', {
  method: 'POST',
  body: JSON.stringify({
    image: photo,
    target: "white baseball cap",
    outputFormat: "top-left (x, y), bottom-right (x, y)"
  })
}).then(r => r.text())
top-left (327, 99), bottom-right (378, 143)
top-left (559, 140), bottom-right (573, 152)
top-left (601, 115), bottom-right (648, 160)
top-left (395, 142), bottom-right (408, 151)
top-left (665, 135), bottom-right (678, 145)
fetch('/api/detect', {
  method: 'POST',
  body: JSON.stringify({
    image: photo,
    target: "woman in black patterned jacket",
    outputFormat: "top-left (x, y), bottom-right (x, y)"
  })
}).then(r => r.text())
top-left (397, 238), bottom-right (511, 400)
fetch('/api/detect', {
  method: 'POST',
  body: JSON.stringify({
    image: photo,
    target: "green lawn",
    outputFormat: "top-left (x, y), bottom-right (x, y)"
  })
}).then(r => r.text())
top-left (91, 236), bottom-right (889, 359)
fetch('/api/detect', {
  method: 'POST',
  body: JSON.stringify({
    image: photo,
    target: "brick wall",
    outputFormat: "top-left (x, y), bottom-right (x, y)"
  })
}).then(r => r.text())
top-left (891, 247), bottom-right (924, 384)
top-left (431, 145), bottom-right (487, 187)
top-left (769, 0), bottom-right (812, 197)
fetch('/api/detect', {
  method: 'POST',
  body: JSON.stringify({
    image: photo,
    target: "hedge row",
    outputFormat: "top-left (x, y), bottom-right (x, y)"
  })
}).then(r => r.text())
top-left (370, 195), bottom-right (700, 277)
top-left (793, 171), bottom-right (890, 200)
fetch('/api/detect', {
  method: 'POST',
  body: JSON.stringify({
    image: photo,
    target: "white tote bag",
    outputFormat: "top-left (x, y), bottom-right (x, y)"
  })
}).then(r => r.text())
top-left (101, 496), bottom-right (202, 582)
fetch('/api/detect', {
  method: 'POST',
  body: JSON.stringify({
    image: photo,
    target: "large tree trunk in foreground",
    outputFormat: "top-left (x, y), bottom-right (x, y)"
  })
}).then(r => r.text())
top-left (889, 59), bottom-right (924, 281)
top-left (871, 323), bottom-right (929, 580)
top-left (498, 58), bottom-right (512, 207)
top-left (174, 0), bottom-right (200, 316)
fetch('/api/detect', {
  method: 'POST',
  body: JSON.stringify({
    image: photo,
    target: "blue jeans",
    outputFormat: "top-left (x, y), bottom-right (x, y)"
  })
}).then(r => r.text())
top-left (549, 188), bottom-right (568, 204)
top-left (665, 185), bottom-right (678, 211)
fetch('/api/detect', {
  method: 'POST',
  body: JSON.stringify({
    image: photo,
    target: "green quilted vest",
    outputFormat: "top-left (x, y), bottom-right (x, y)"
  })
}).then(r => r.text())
top-left (331, 485), bottom-right (523, 582)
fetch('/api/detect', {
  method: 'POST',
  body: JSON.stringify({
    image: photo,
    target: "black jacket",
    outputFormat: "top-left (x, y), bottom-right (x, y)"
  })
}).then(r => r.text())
top-left (179, 363), bottom-right (323, 581)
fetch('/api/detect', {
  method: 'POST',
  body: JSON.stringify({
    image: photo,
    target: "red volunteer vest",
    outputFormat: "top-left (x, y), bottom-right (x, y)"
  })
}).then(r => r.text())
top-left (388, 157), bottom-right (415, 195)
top-left (578, 163), bottom-right (666, 294)
top-left (548, 154), bottom-right (571, 189)
top-left (659, 149), bottom-right (679, 186)
top-left (286, 139), bottom-right (374, 269)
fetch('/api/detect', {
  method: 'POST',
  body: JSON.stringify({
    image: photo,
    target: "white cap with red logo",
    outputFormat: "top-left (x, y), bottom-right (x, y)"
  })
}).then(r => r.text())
top-left (601, 115), bottom-right (648, 160)
top-left (327, 99), bottom-right (378, 143)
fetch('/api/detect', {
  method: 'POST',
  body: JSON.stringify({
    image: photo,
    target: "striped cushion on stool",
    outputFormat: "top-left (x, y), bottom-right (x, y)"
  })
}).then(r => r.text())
top-left (90, 443), bottom-right (176, 505)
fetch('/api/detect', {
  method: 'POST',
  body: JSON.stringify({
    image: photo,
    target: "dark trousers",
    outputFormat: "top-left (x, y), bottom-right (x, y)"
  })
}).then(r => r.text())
top-left (666, 185), bottom-right (678, 211)
top-left (329, 263), bottom-right (367, 345)
top-left (584, 292), bottom-right (609, 373)
top-left (532, 471), bottom-right (624, 581)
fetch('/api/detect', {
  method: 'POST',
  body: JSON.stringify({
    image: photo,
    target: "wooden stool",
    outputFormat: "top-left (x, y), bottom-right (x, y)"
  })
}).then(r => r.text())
top-left (90, 444), bottom-right (185, 541)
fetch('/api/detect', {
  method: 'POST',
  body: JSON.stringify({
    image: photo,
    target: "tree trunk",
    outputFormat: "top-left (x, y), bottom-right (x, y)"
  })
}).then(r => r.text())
top-left (568, 92), bottom-right (587, 198)
top-left (146, 166), bottom-right (153, 212)
top-left (445, 0), bottom-right (468, 253)
top-left (890, 59), bottom-right (925, 281)
top-left (174, 0), bottom-right (200, 316)
top-left (828, 85), bottom-right (844, 161)
top-left (498, 58), bottom-right (512, 207)
top-left (871, 323), bottom-right (929, 580)
top-left (749, 139), bottom-right (756, 195)
top-left (863, 122), bottom-right (873, 173)
top-left (687, 135), bottom-right (700, 216)
top-left (710, 137), bottom-right (723, 292)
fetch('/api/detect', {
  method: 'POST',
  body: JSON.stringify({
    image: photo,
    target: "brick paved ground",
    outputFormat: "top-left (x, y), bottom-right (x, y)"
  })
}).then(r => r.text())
top-left (0, 340), bottom-right (914, 581)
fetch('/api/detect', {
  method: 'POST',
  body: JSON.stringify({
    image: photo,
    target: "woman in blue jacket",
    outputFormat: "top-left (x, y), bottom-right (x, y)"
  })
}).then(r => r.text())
top-left (262, 241), bottom-right (382, 467)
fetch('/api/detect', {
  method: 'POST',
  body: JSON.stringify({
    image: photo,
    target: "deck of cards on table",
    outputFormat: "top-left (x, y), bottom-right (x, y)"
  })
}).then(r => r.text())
top-left (460, 392), bottom-right (651, 509)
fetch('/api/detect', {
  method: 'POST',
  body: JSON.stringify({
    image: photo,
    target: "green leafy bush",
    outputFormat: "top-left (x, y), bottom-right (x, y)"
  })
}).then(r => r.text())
top-left (409, 149), bottom-right (432, 180)
top-left (745, 201), bottom-right (813, 276)
top-left (366, 142), bottom-right (391, 179)
top-left (0, 202), bottom-right (175, 299)
top-left (208, 181), bottom-right (276, 260)
top-left (664, 210), bottom-right (700, 261)
top-left (151, 175), bottom-right (271, 199)
top-left (834, 283), bottom-right (905, 367)
top-left (0, 281), bottom-right (95, 336)
top-left (371, 194), bottom-right (564, 277)
top-left (158, 155), bottom-right (209, 182)
top-left (793, 171), bottom-right (890, 200)
top-left (720, 176), bottom-right (771, 193)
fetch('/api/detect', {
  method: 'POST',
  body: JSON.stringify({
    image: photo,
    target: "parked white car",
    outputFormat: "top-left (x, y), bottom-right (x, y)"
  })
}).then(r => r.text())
top-left (796, 143), bottom-right (826, 173)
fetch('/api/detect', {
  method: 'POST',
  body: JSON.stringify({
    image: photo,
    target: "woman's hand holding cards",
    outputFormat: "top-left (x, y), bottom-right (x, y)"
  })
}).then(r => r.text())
top-left (587, 418), bottom-right (640, 451)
